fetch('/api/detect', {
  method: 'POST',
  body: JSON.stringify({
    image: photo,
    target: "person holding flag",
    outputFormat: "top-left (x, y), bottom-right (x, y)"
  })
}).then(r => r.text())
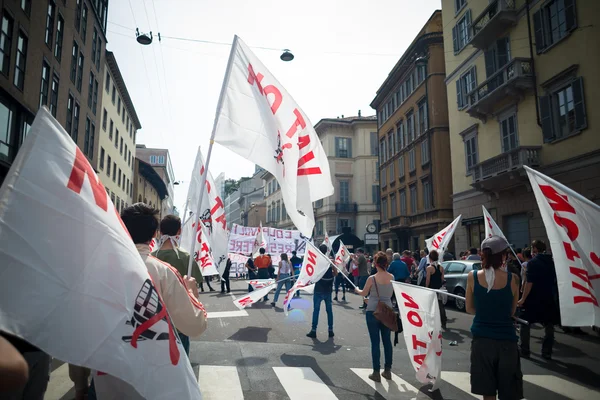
top-left (271, 253), bottom-right (294, 307)
top-left (306, 244), bottom-right (338, 339)
top-left (254, 248), bottom-right (272, 302)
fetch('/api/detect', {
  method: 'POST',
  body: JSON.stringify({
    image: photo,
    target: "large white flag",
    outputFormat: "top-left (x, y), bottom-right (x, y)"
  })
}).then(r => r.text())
top-left (233, 284), bottom-right (276, 309)
top-left (525, 166), bottom-right (600, 327)
top-left (334, 240), bottom-right (351, 272)
top-left (482, 205), bottom-right (506, 240)
top-left (0, 108), bottom-right (201, 399)
top-left (212, 35), bottom-right (333, 236)
top-left (283, 242), bottom-right (332, 315)
top-left (181, 148), bottom-right (229, 276)
top-left (393, 282), bottom-right (442, 388)
top-left (252, 222), bottom-right (266, 258)
top-left (425, 215), bottom-right (462, 260)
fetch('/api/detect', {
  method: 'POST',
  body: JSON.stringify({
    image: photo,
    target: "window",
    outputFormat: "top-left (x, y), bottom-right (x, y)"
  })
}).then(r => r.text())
top-left (66, 94), bottom-right (74, 134)
top-left (316, 220), bottom-right (324, 236)
top-left (54, 14), bottom-right (63, 61)
top-left (99, 147), bottom-right (105, 169)
top-left (112, 162), bottom-right (116, 181)
top-left (390, 193), bottom-right (397, 217)
top-left (45, 1), bottom-right (55, 46)
top-left (418, 99), bottom-right (428, 135)
top-left (398, 155), bottom-right (405, 178)
top-left (408, 148), bottom-right (416, 172)
top-left (107, 155), bottom-right (111, 176)
top-left (464, 132), bottom-right (478, 174)
top-left (339, 181), bottom-right (350, 203)
top-left (335, 137), bottom-right (351, 158)
top-left (84, 117), bottom-right (91, 156)
top-left (105, 70), bottom-right (110, 92)
top-left (455, 0), bottom-right (466, 13)
top-left (400, 190), bottom-right (407, 216)
top-left (118, 168), bottom-right (121, 186)
top-left (372, 185), bottom-right (380, 205)
top-left (406, 111), bottom-right (414, 142)
top-left (457, 67), bottom-right (476, 109)
top-left (111, 85), bottom-right (116, 104)
top-left (124, 144), bottom-right (128, 160)
top-left (72, 102), bottom-right (80, 142)
top-left (75, 0), bottom-right (81, 32)
top-left (109, 119), bottom-right (113, 139)
top-left (50, 74), bottom-right (59, 117)
top-left (397, 121), bottom-right (404, 150)
top-left (387, 132), bottom-right (393, 158)
top-left (446, 262), bottom-right (467, 274)
top-left (39, 62), bottom-right (50, 107)
top-left (410, 184), bottom-right (417, 214)
top-left (370, 131), bottom-right (378, 155)
top-left (81, 4), bottom-right (88, 42)
top-left (88, 72), bottom-right (94, 108)
top-left (407, 74), bottom-right (414, 94)
top-left (115, 129), bottom-right (118, 147)
top-left (452, 10), bottom-right (472, 53)
top-left (380, 166), bottom-right (387, 187)
top-left (102, 109), bottom-right (107, 130)
top-left (91, 28), bottom-right (97, 65)
top-left (500, 113), bottom-right (518, 152)
top-left (0, 103), bottom-right (13, 161)
top-left (13, 32), bottom-right (27, 90)
top-left (122, 108), bottom-right (125, 123)
top-left (541, 77), bottom-right (586, 142)
top-left (417, 64), bottom-right (426, 84)
top-left (423, 179), bottom-right (433, 210)
top-left (382, 197), bottom-right (388, 221)
top-left (389, 162), bottom-right (394, 184)
top-left (120, 137), bottom-right (123, 154)
top-left (92, 79), bottom-right (98, 114)
top-left (91, 121), bottom-right (97, 156)
top-left (76, 52), bottom-right (83, 92)
top-left (0, 13), bottom-right (13, 77)
top-left (21, 0), bottom-right (31, 16)
top-left (534, 0), bottom-right (577, 53)
top-left (379, 138), bottom-right (386, 163)
top-left (421, 138), bottom-right (430, 165)
top-left (70, 41), bottom-right (78, 83)
top-left (128, 151), bottom-right (131, 166)
top-left (117, 97), bottom-right (121, 115)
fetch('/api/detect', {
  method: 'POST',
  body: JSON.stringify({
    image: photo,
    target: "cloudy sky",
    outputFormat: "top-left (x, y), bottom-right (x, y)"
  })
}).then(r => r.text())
top-left (106, 0), bottom-right (442, 209)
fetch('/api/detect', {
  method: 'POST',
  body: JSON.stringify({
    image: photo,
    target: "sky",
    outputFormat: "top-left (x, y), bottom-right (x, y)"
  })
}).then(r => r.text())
top-left (105, 0), bottom-right (442, 210)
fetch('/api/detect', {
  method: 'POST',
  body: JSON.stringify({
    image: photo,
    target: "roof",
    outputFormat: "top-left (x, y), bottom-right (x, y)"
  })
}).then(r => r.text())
top-left (137, 158), bottom-right (168, 199)
top-left (314, 115), bottom-right (377, 134)
top-left (106, 51), bottom-right (142, 130)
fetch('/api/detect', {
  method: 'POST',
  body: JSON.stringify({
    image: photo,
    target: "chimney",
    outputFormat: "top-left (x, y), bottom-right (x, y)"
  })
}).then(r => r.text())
top-left (341, 114), bottom-right (344, 118)
top-left (358, 110), bottom-right (362, 117)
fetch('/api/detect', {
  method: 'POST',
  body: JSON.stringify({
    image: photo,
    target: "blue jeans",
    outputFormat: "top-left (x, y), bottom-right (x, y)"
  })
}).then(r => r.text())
top-left (366, 311), bottom-right (392, 371)
top-left (359, 276), bottom-right (369, 289)
top-left (311, 292), bottom-right (333, 332)
top-left (273, 273), bottom-right (292, 303)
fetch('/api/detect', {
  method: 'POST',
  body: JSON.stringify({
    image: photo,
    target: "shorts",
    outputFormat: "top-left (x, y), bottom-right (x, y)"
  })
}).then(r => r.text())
top-left (470, 337), bottom-right (523, 400)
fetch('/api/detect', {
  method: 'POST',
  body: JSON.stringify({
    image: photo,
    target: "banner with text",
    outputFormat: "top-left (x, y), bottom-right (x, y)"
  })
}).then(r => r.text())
top-left (228, 223), bottom-right (308, 256)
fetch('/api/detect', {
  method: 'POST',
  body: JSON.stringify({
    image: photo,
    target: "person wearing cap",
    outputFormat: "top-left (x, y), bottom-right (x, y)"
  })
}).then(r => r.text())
top-left (466, 235), bottom-right (523, 400)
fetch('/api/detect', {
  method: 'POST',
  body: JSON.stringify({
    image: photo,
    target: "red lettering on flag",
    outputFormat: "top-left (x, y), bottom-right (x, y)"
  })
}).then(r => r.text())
top-left (285, 109), bottom-right (306, 139)
top-left (553, 214), bottom-right (579, 241)
top-left (412, 335), bottom-right (427, 350)
top-left (563, 242), bottom-right (580, 261)
top-left (407, 311), bottom-right (423, 327)
top-left (264, 84), bottom-right (282, 115)
top-left (298, 150), bottom-right (322, 176)
top-left (401, 292), bottom-right (419, 309)
top-left (413, 354), bottom-right (426, 366)
top-left (247, 64), bottom-right (264, 95)
top-left (540, 184), bottom-right (576, 214)
top-left (67, 147), bottom-right (108, 211)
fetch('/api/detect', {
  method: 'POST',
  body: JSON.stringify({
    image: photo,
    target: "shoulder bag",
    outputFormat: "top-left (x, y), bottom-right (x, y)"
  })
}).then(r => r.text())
top-left (372, 277), bottom-right (398, 332)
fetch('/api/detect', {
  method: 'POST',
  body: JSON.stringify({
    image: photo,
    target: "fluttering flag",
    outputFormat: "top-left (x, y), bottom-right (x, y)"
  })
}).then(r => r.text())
top-left (0, 108), bottom-right (201, 399)
top-left (482, 205), bottom-right (507, 240)
top-left (212, 35), bottom-right (333, 237)
top-left (233, 283), bottom-right (276, 309)
top-left (248, 279), bottom-right (275, 290)
top-left (393, 282), bottom-right (442, 389)
top-left (425, 215), bottom-right (462, 260)
top-left (181, 147), bottom-right (229, 277)
top-left (252, 222), bottom-right (266, 258)
top-left (334, 240), bottom-right (351, 273)
top-left (282, 241), bottom-right (332, 315)
top-left (525, 166), bottom-right (600, 327)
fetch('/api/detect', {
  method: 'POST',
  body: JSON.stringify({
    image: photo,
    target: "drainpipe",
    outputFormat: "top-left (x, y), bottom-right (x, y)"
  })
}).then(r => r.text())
top-left (526, 0), bottom-right (542, 127)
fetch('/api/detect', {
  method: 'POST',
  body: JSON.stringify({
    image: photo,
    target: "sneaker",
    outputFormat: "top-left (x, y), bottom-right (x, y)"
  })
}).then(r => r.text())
top-left (333, 296), bottom-right (338, 301)
top-left (368, 372), bottom-right (381, 382)
top-left (270, 302), bottom-right (276, 307)
top-left (328, 331), bottom-right (334, 338)
top-left (306, 331), bottom-right (317, 338)
top-left (381, 370), bottom-right (392, 380)
top-left (520, 349), bottom-right (531, 358)
top-left (209, 289), bottom-right (216, 292)
top-left (359, 304), bottom-right (367, 309)
top-left (342, 296), bottom-right (346, 301)
top-left (542, 353), bottom-right (552, 360)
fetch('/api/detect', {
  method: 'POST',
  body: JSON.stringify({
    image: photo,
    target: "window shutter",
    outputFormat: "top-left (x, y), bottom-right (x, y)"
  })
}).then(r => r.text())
top-left (452, 25), bottom-right (458, 53)
top-left (370, 132), bottom-right (377, 155)
top-left (334, 137), bottom-right (340, 157)
top-left (564, 0), bottom-right (577, 32)
top-left (572, 77), bottom-right (587, 131)
top-left (466, 10), bottom-right (472, 41)
top-left (347, 138), bottom-right (353, 158)
top-left (539, 94), bottom-right (555, 143)
top-left (456, 79), bottom-right (463, 107)
top-left (533, 10), bottom-right (545, 53)
top-left (484, 49), bottom-right (496, 77)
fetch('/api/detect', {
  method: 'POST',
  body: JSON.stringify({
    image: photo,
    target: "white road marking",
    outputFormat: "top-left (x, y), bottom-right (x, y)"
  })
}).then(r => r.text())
top-left (197, 366), bottom-right (244, 400)
top-left (44, 363), bottom-right (74, 399)
top-left (207, 310), bottom-right (249, 318)
top-left (524, 375), bottom-right (599, 400)
top-left (441, 371), bottom-right (479, 399)
top-left (273, 366), bottom-right (338, 400)
top-left (351, 368), bottom-right (421, 399)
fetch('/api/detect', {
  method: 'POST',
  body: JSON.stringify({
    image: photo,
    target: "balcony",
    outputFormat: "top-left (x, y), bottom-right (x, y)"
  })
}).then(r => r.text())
top-left (389, 216), bottom-right (411, 228)
top-left (472, 146), bottom-right (542, 189)
top-left (466, 58), bottom-right (534, 120)
top-left (380, 221), bottom-right (390, 231)
top-left (470, 0), bottom-right (518, 49)
top-left (335, 202), bottom-right (358, 213)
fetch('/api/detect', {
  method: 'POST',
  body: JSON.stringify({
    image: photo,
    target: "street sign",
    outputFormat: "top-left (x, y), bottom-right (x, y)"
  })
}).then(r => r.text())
top-left (364, 233), bottom-right (379, 245)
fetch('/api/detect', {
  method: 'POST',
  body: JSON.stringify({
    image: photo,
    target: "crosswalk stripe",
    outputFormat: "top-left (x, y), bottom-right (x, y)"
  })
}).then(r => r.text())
top-left (273, 367), bottom-right (338, 400)
top-left (44, 363), bottom-right (74, 399)
top-left (197, 366), bottom-right (244, 399)
top-left (207, 310), bottom-right (249, 318)
top-left (440, 371), bottom-right (479, 399)
top-left (351, 368), bottom-right (419, 400)
top-left (523, 375), bottom-right (598, 400)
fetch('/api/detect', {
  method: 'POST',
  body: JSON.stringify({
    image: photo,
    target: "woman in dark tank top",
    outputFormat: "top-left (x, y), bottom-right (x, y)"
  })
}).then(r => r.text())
top-left (465, 235), bottom-right (523, 400)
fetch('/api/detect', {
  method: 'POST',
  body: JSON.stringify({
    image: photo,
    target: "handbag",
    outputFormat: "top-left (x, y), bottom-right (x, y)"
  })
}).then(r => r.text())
top-left (372, 277), bottom-right (398, 332)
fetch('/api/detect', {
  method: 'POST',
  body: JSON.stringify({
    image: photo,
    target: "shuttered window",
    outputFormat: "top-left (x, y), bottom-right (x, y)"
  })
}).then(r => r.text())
top-left (533, 0), bottom-right (577, 53)
top-left (540, 77), bottom-right (586, 142)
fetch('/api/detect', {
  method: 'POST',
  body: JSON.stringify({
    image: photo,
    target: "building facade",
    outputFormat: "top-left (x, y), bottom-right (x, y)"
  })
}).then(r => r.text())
top-left (262, 170), bottom-right (294, 229)
top-left (135, 145), bottom-right (176, 216)
top-left (0, 0), bottom-right (109, 184)
top-left (238, 173), bottom-right (266, 227)
top-left (312, 114), bottom-right (380, 245)
top-left (133, 157), bottom-right (167, 218)
top-left (442, 0), bottom-right (600, 251)
top-left (97, 50), bottom-right (141, 212)
top-left (225, 188), bottom-right (241, 228)
top-left (371, 10), bottom-right (454, 253)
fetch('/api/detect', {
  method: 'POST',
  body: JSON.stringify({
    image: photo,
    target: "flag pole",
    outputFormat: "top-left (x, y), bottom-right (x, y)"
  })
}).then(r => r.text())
top-left (186, 35), bottom-right (239, 278)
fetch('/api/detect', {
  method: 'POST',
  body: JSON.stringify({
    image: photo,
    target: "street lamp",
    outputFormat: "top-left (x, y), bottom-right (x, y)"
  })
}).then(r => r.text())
top-left (280, 49), bottom-right (294, 62)
top-left (136, 28), bottom-right (153, 45)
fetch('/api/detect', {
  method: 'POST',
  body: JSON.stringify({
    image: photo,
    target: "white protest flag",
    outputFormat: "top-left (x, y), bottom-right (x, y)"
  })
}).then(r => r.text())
top-left (525, 166), bottom-right (600, 326)
top-left (181, 221), bottom-right (220, 277)
top-left (425, 215), bottom-right (462, 260)
top-left (233, 284), bottom-right (276, 309)
top-left (252, 222), bottom-right (266, 258)
top-left (392, 282), bottom-right (442, 389)
top-left (0, 108), bottom-right (201, 399)
top-left (248, 279), bottom-right (276, 290)
top-left (334, 240), bottom-right (351, 272)
top-left (283, 241), bottom-right (332, 315)
top-left (181, 148), bottom-right (229, 276)
top-left (212, 36), bottom-right (333, 237)
top-left (482, 205), bottom-right (507, 240)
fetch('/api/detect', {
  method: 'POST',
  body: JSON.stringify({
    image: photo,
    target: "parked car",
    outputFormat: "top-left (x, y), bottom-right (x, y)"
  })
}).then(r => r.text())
top-left (441, 260), bottom-right (482, 312)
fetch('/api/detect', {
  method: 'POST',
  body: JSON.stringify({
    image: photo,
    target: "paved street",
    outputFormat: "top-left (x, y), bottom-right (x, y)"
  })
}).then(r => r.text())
top-left (46, 279), bottom-right (600, 399)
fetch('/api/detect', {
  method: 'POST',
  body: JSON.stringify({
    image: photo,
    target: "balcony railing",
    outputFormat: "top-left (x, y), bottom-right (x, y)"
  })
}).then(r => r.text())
top-left (380, 221), bottom-right (390, 231)
top-left (470, 0), bottom-right (517, 49)
top-left (389, 216), bottom-right (411, 228)
top-left (466, 58), bottom-right (534, 119)
top-left (335, 202), bottom-right (358, 213)
top-left (472, 146), bottom-right (542, 185)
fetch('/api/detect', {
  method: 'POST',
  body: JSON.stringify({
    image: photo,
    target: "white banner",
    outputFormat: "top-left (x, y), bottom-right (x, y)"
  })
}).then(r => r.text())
top-left (482, 205), bottom-right (506, 240)
top-left (212, 36), bottom-right (333, 236)
top-left (228, 223), bottom-right (308, 256)
top-left (393, 282), bottom-right (442, 388)
top-left (233, 284), bottom-right (276, 309)
top-left (248, 279), bottom-right (276, 290)
top-left (0, 108), bottom-right (200, 399)
top-left (334, 240), bottom-right (351, 273)
top-left (283, 242), bottom-right (332, 315)
top-left (425, 215), bottom-right (462, 260)
top-left (181, 148), bottom-right (229, 277)
top-left (525, 166), bottom-right (600, 327)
